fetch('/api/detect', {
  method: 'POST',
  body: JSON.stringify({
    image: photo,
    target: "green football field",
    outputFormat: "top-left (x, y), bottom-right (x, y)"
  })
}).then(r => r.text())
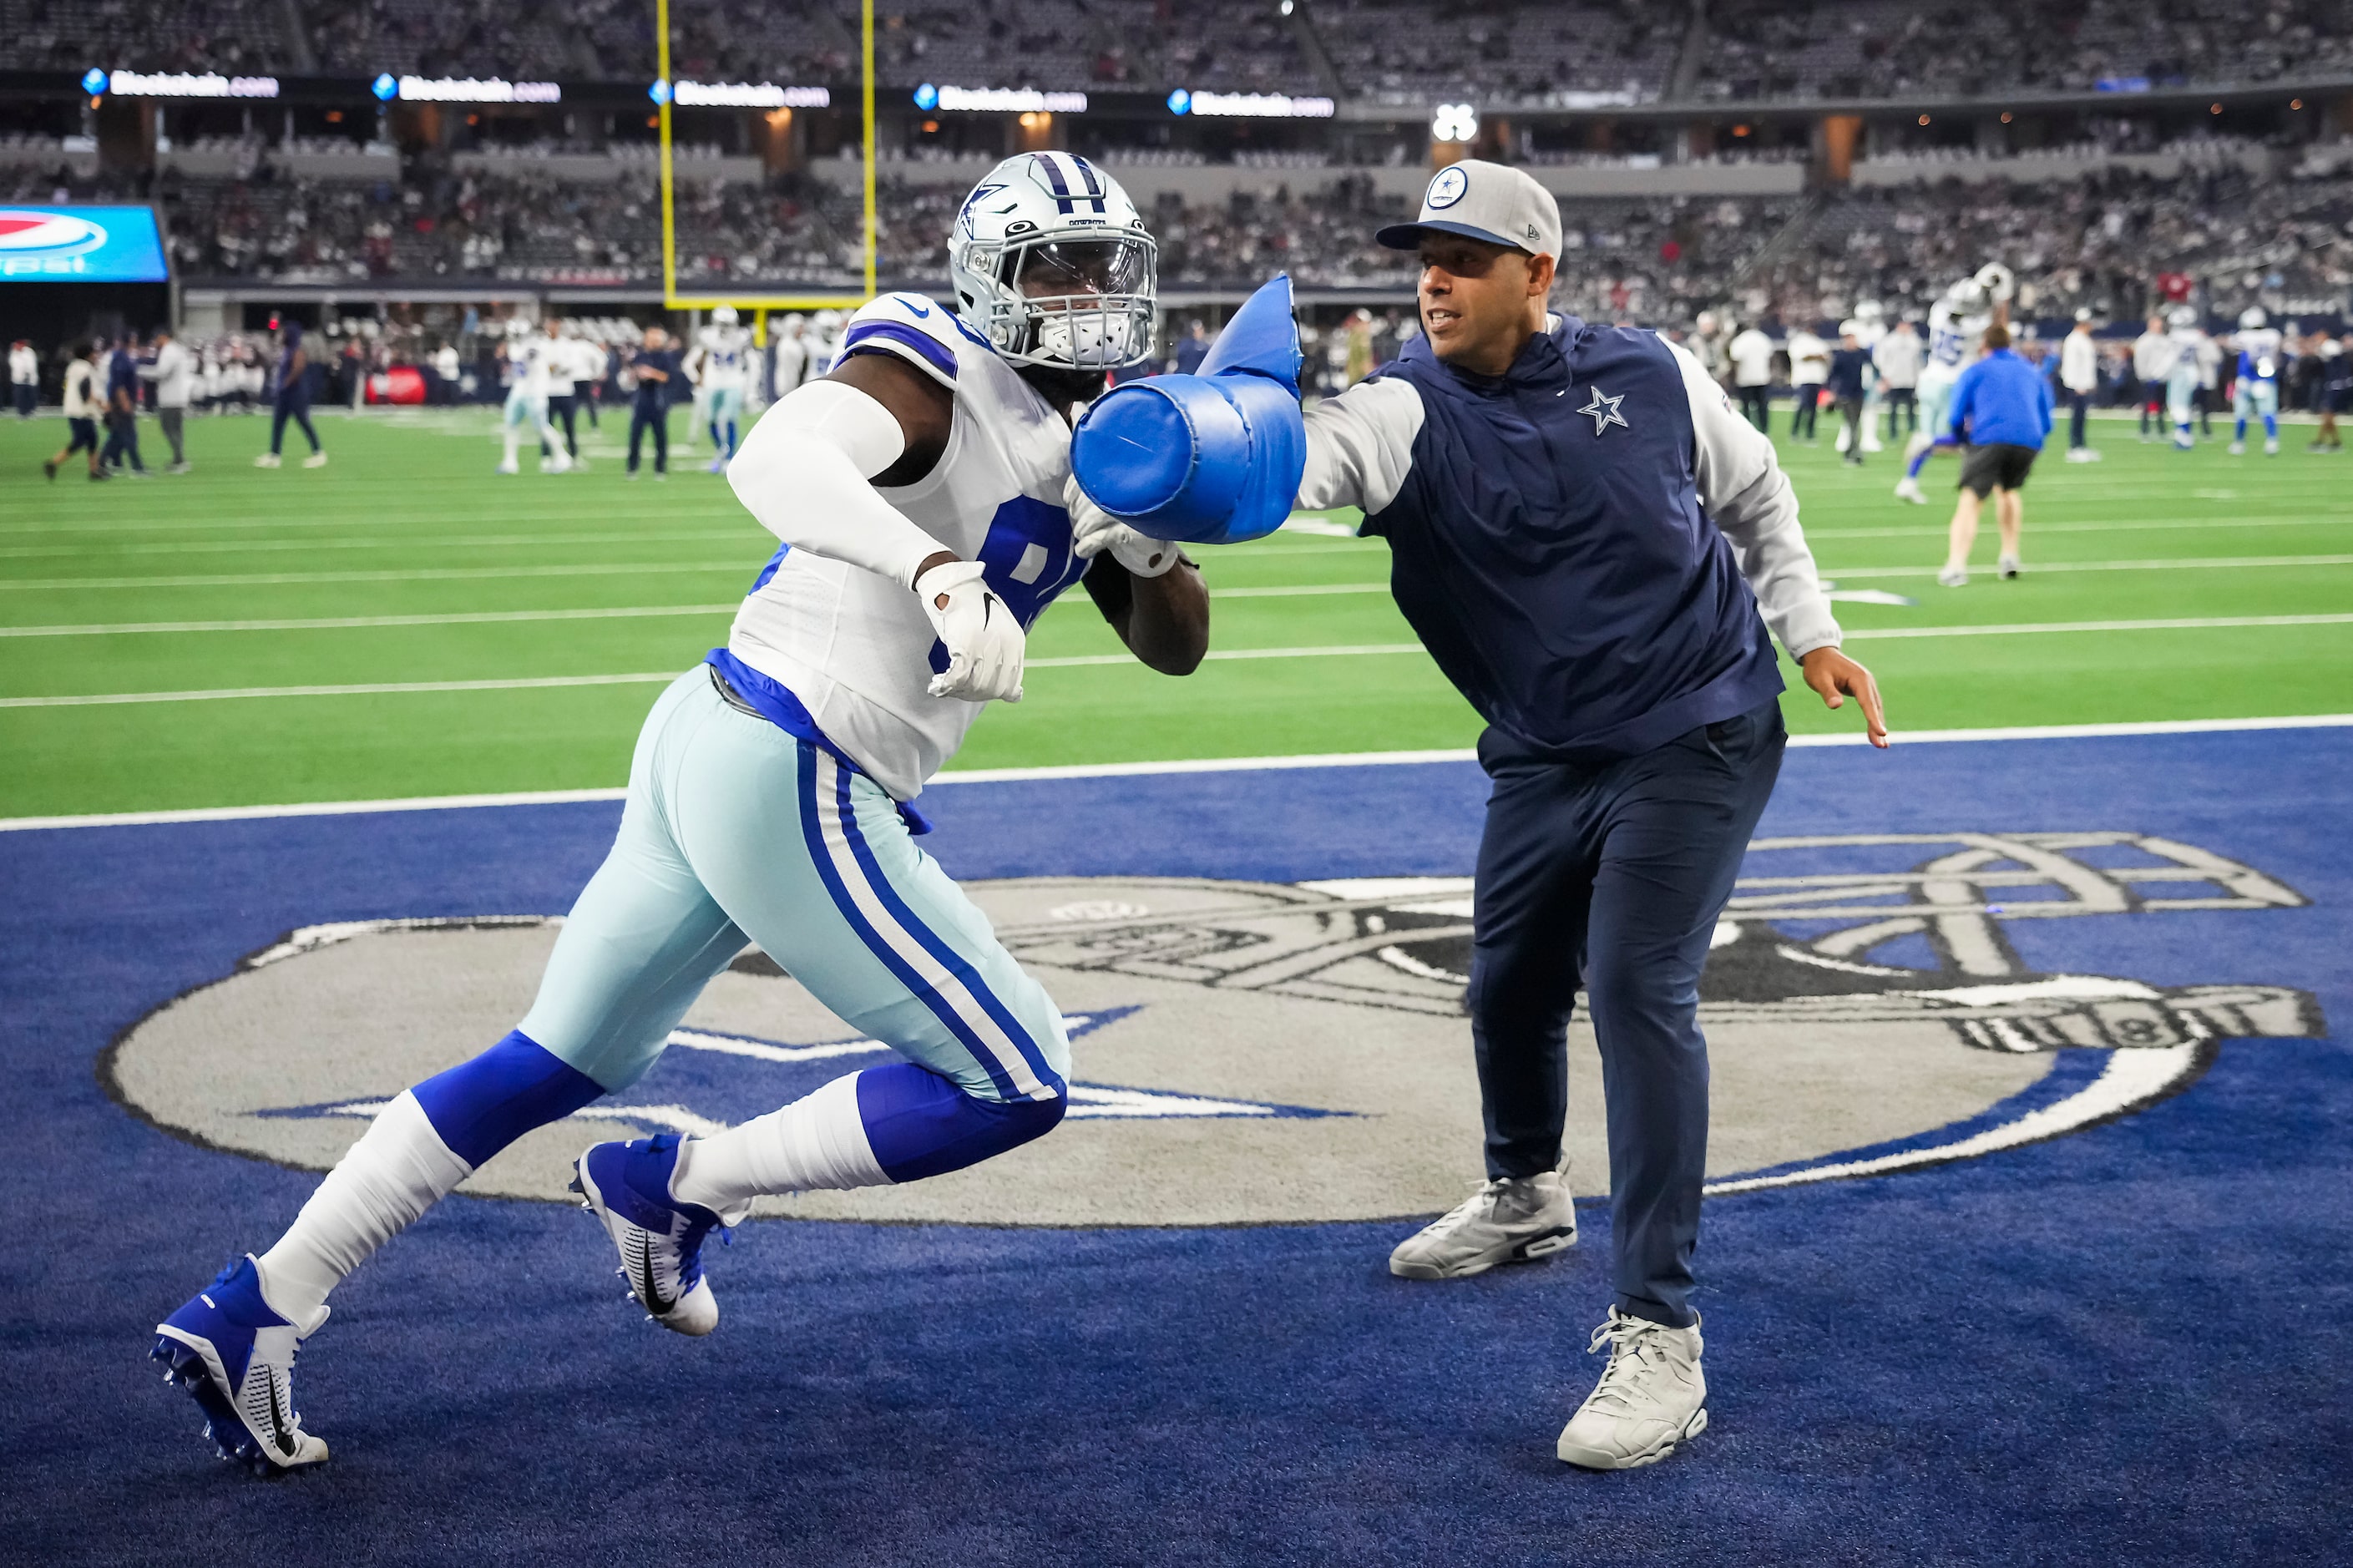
top-left (3, 404), bottom-right (2350, 820)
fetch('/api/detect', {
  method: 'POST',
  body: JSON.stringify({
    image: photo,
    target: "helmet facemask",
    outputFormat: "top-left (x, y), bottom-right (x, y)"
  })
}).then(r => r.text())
top-left (974, 232), bottom-right (1158, 370)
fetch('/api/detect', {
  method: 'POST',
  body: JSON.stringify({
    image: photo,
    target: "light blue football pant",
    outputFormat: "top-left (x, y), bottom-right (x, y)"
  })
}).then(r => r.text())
top-left (2234, 381), bottom-right (2280, 420)
top-left (708, 387), bottom-right (745, 453)
top-left (2167, 367), bottom-right (2199, 427)
top-left (518, 669), bottom-right (1070, 1103)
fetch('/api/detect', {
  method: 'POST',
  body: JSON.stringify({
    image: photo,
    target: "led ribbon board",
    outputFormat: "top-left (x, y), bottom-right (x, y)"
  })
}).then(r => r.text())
top-left (0, 205), bottom-right (170, 281)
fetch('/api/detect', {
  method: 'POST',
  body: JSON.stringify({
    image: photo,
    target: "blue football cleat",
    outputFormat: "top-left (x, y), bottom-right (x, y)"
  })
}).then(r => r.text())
top-left (152, 1256), bottom-right (330, 1475)
top-left (571, 1134), bottom-right (733, 1337)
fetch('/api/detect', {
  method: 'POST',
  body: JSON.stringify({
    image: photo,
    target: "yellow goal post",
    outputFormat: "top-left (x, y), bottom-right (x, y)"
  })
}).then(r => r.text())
top-left (655, 0), bottom-right (878, 335)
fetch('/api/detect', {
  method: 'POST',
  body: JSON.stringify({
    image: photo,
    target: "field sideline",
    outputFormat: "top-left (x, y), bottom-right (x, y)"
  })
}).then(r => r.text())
top-left (3, 405), bottom-right (2350, 818)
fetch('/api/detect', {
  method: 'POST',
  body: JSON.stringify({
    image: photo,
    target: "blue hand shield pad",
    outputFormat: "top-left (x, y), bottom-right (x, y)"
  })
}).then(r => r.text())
top-left (1070, 274), bottom-right (1305, 546)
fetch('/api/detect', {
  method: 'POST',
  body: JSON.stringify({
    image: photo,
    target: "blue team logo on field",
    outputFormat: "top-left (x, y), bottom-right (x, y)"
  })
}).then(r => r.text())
top-left (101, 831), bottom-right (2321, 1226)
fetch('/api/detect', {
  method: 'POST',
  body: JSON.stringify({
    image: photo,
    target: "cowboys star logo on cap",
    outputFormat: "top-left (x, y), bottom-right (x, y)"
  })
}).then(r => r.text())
top-left (1375, 158), bottom-right (1563, 260)
top-left (1425, 167), bottom-right (1470, 210)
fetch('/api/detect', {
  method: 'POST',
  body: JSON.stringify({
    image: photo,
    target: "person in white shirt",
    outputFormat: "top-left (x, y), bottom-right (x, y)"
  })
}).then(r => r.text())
top-left (2059, 311), bottom-right (2103, 463)
top-left (1873, 317), bottom-right (1922, 441)
top-left (1727, 322), bottom-right (1775, 431)
top-left (1785, 326), bottom-right (1829, 442)
top-left (43, 342), bottom-right (105, 481)
top-left (139, 327), bottom-right (198, 473)
top-left (8, 338), bottom-right (36, 418)
top-left (433, 342), bottom-right (461, 404)
top-left (544, 321), bottom-right (586, 468)
top-left (2130, 315), bottom-right (2177, 442)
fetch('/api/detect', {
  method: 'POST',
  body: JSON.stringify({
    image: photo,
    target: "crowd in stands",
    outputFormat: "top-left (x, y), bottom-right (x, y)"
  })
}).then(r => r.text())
top-left (8, 0), bottom-right (2352, 99)
top-left (13, 135), bottom-right (2353, 331)
top-left (1700, 0), bottom-right (2353, 102)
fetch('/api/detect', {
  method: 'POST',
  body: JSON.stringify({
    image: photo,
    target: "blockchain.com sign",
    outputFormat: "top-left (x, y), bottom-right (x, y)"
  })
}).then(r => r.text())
top-left (0, 205), bottom-right (170, 281)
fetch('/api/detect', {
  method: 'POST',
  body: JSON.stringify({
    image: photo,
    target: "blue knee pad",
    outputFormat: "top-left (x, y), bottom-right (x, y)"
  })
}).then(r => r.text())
top-left (1070, 274), bottom-right (1305, 545)
top-left (856, 1061), bottom-right (1065, 1183)
top-left (411, 1029), bottom-right (605, 1166)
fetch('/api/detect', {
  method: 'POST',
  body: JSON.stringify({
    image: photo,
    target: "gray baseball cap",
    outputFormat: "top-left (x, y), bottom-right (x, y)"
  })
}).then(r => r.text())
top-left (1375, 159), bottom-right (1562, 259)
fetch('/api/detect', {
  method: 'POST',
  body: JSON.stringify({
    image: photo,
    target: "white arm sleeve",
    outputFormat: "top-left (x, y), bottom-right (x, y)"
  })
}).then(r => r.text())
top-left (1662, 337), bottom-right (1843, 660)
top-left (725, 379), bottom-right (949, 591)
top-left (1297, 377), bottom-right (1423, 514)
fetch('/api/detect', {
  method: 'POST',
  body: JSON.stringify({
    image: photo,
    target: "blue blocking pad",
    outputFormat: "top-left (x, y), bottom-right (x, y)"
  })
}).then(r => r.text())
top-left (1071, 274), bottom-right (1306, 546)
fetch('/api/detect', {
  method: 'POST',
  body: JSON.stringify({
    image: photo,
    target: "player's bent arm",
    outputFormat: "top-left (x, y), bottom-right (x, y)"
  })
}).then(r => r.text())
top-left (1664, 339), bottom-right (1841, 661)
top-left (725, 366), bottom-right (953, 589)
top-left (1080, 555), bottom-right (1209, 676)
top-left (1297, 377), bottom-right (1422, 514)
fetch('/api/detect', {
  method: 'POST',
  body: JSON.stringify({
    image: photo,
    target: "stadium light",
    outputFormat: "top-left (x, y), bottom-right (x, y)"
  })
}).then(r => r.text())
top-left (1431, 103), bottom-right (1479, 143)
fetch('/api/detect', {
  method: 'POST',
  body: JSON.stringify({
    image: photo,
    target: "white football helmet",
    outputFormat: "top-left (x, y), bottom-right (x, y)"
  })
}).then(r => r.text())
top-left (2169, 306), bottom-right (2201, 331)
top-left (1945, 278), bottom-right (1991, 315)
top-left (949, 152), bottom-right (1157, 371)
top-left (712, 305), bottom-right (740, 326)
top-left (2239, 306), bottom-right (2267, 331)
top-left (1974, 262), bottom-right (2016, 304)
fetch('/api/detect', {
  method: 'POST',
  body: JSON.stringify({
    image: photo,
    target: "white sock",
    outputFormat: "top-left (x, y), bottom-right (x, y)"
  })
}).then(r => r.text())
top-left (255, 1091), bottom-right (471, 1317)
top-left (670, 1072), bottom-right (888, 1215)
top-left (502, 428), bottom-right (520, 465)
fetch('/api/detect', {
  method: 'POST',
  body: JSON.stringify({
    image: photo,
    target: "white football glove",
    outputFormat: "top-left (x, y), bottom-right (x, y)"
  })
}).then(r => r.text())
top-left (1065, 473), bottom-right (1181, 579)
top-left (914, 559), bottom-right (1024, 704)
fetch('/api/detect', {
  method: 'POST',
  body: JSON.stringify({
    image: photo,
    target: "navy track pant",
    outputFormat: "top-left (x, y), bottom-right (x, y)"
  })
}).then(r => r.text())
top-left (271, 386), bottom-right (318, 454)
top-left (1469, 697), bottom-right (1786, 1329)
top-left (628, 404), bottom-right (668, 473)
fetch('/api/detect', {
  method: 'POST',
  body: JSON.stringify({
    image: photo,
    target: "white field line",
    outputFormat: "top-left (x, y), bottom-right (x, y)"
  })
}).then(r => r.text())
top-left (0, 529), bottom-right (759, 559)
top-left (0, 604), bottom-right (742, 638)
top-left (0, 563), bottom-right (751, 591)
top-left (7, 713), bottom-right (2352, 832)
top-left (13, 550), bottom-right (2350, 598)
top-left (8, 613), bottom-right (2353, 706)
top-left (1804, 513), bottom-right (2353, 540)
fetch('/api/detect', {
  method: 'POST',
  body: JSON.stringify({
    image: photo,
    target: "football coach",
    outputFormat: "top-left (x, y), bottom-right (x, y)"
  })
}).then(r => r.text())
top-left (1296, 161), bottom-right (1885, 1468)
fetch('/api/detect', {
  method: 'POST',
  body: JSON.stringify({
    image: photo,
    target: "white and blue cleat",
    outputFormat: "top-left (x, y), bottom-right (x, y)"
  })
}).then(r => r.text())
top-left (151, 1256), bottom-right (331, 1476)
top-left (571, 1134), bottom-right (736, 1337)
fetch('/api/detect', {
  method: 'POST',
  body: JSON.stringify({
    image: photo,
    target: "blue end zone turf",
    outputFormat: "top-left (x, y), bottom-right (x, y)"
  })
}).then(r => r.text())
top-left (2, 731), bottom-right (2349, 1563)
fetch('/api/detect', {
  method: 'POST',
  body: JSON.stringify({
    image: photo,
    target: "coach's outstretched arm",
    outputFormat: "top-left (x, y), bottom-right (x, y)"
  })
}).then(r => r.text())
top-left (1663, 340), bottom-right (1888, 746)
top-left (726, 354), bottom-right (1025, 703)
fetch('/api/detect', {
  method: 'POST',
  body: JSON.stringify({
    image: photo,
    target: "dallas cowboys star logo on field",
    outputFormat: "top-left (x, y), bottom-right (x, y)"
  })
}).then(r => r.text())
top-left (1578, 386), bottom-right (1629, 437)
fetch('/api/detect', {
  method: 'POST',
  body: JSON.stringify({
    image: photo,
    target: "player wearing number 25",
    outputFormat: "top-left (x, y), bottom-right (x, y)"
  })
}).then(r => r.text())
top-left (152, 154), bottom-right (1209, 1479)
top-left (1075, 158), bottom-right (1887, 1470)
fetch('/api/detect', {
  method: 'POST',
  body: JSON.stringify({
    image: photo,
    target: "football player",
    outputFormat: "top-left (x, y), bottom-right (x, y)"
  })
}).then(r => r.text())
top-left (2164, 306), bottom-right (2204, 451)
top-left (701, 303), bottom-right (753, 471)
top-left (2230, 306), bottom-right (2283, 456)
top-left (1894, 266), bottom-right (2004, 503)
top-left (150, 152), bottom-right (1209, 1475)
top-left (497, 318), bottom-right (569, 475)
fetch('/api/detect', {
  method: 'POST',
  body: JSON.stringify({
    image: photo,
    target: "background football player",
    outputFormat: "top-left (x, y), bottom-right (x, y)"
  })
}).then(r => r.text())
top-left (1895, 265), bottom-right (2006, 504)
top-left (151, 152), bottom-right (1210, 1476)
top-left (2231, 306), bottom-right (2284, 456)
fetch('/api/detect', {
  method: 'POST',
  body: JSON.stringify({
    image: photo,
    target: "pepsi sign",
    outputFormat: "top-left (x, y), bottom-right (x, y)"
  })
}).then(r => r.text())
top-left (0, 205), bottom-right (170, 281)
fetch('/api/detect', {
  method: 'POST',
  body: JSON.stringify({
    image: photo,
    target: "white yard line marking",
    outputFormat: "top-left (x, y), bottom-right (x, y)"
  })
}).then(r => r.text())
top-left (0, 604), bottom-right (741, 638)
top-left (6, 715), bottom-right (2350, 831)
top-left (1804, 514), bottom-right (2353, 540)
top-left (8, 613), bottom-right (2351, 704)
top-left (1824, 554), bottom-right (2353, 579)
top-left (0, 563), bottom-right (751, 591)
top-left (0, 529), bottom-right (759, 559)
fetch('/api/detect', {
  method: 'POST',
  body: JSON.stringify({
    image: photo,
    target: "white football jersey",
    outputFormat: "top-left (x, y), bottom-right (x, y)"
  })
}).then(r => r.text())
top-left (2238, 327), bottom-right (2284, 382)
top-left (509, 337), bottom-right (557, 400)
top-left (1922, 301), bottom-right (1989, 382)
top-left (726, 292), bottom-right (1089, 800)
top-left (703, 326), bottom-right (754, 391)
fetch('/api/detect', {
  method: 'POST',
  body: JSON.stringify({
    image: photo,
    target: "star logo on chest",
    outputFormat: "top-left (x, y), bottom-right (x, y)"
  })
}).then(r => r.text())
top-left (1577, 386), bottom-right (1629, 437)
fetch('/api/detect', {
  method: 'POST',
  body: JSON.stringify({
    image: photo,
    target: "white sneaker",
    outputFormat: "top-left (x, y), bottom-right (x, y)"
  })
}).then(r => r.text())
top-left (1388, 1164), bottom-right (1576, 1280)
top-left (1556, 1308), bottom-right (1707, 1470)
top-left (544, 453), bottom-right (571, 475)
top-left (2079, 447), bottom-right (2102, 461)
top-left (1893, 477), bottom-right (1925, 504)
top-left (495, 458), bottom-right (519, 474)
top-left (2229, 441), bottom-right (2246, 455)
top-left (2265, 438), bottom-right (2280, 456)
top-left (1860, 436), bottom-right (1884, 453)
top-left (1997, 552), bottom-right (2021, 579)
top-left (302, 451), bottom-right (328, 468)
top-left (251, 452), bottom-right (281, 468)
top-left (2065, 448), bottom-right (2092, 463)
top-left (1938, 564), bottom-right (1968, 587)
